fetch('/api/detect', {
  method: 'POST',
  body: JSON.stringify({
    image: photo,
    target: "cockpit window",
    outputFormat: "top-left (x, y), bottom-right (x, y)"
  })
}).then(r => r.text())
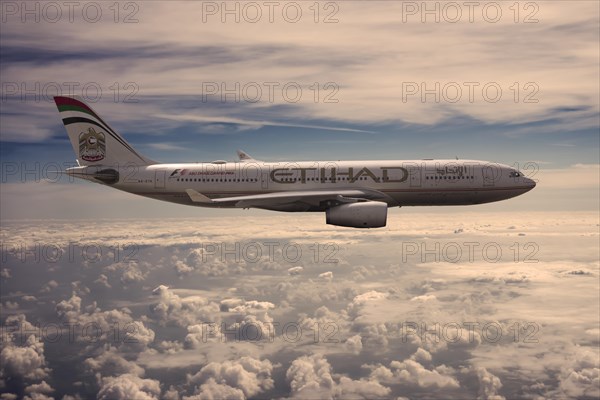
top-left (509, 171), bottom-right (521, 177)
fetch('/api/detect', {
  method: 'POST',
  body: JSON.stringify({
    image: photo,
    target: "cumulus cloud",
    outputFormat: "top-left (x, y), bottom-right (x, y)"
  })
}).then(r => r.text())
top-left (174, 248), bottom-right (247, 277)
top-left (150, 285), bottom-right (220, 327)
top-left (0, 213), bottom-right (598, 398)
top-left (105, 260), bottom-right (150, 284)
top-left (24, 380), bottom-right (54, 395)
top-left (286, 354), bottom-right (338, 398)
top-left (184, 324), bottom-right (221, 349)
top-left (344, 334), bottom-right (363, 355)
top-left (287, 354), bottom-right (390, 399)
top-left (97, 374), bottom-right (161, 400)
top-left (0, 315), bottom-right (50, 382)
top-left (84, 346), bottom-right (145, 380)
top-left (476, 367), bottom-right (505, 400)
top-left (0, 334), bottom-right (49, 381)
top-left (184, 378), bottom-right (245, 400)
top-left (186, 356), bottom-right (274, 398)
top-left (556, 347), bottom-right (600, 398)
top-left (370, 358), bottom-right (459, 389)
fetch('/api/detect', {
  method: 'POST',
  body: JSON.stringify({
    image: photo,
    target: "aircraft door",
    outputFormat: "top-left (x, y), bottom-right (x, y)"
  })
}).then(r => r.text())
top-left (407, 163), bottom-right (422, 187)
top-left (482, 164), bottom-right (498, 187)
top-left (261, 172), bottom-right (269, 189)
top-left (154, 170), bottom-right (166, 189)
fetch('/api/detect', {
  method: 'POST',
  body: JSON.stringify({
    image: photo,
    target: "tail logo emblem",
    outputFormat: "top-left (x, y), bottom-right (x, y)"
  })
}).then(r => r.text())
top-left (79, 128), bottom-right (106, 162)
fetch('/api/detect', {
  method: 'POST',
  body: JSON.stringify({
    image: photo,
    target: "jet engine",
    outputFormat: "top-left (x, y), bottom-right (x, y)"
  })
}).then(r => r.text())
top-left (326, 201), bottom-right (387, 228)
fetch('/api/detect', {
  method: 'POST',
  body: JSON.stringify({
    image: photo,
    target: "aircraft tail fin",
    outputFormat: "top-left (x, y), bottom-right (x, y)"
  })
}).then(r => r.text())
top-left (54, 96), bottom-right (156, 166)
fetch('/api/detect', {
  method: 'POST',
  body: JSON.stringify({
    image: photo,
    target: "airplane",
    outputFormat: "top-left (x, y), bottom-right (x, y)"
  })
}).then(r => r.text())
top-left (54, 95), bottom-right (536, 228)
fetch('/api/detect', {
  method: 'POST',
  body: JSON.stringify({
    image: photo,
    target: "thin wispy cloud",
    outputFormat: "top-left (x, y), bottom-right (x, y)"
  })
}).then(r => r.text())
top-left (1, 1), bottom-right (598, 142)
top-left (155, 113), bottom-right (377, 134)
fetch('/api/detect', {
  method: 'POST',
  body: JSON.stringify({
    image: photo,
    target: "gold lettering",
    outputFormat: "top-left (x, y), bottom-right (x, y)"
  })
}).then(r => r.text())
top-left (352, 167), bottom-right (379, 183)
top-left (291, 168), bottom-right (316, 183)
top-left (381, 167), bottom-right (408, 183)
top-left (271, 168), bottom-right (293, 184)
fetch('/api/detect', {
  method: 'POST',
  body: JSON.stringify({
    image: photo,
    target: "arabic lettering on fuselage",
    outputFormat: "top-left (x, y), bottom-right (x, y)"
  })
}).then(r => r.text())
top-left (436, 165), bottom-right (465, 176)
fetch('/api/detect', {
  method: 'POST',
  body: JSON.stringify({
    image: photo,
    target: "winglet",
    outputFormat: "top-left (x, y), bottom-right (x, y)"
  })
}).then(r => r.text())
top-left (237, 150), bottom-right (259, 162)
top-left (186, 189), bottom-right (213, 203)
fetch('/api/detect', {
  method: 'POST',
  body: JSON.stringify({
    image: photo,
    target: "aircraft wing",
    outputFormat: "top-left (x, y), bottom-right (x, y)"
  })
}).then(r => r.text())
top-left (185, 188), bottom-right (392, 211)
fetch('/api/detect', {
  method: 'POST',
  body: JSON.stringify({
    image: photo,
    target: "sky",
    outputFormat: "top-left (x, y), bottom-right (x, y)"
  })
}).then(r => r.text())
top-left (0, 1), bottom-right (599, 399)
top-left (1, 0), bottom-right (599, 217)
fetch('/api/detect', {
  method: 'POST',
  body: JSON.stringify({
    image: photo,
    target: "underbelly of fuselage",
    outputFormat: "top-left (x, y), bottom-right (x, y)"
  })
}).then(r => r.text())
top-left (128, 186), bottom-right (527, 210)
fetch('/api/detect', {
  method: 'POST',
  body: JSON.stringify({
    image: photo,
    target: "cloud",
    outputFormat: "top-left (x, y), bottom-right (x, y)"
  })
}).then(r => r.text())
top-left (370, 358), bottom-right (459, 389)
top-left (318, 271), bottom-right (333, 281)
top-left (286, 354), bottom-right (339, 398)
top-left (288, 266), bottom-right (303, 275)
top-left (344, 334), bottom-right (363, 355)
top-left (556, 346), bottom-right (600, 398)
top-left (24, 380), bottom-right (54, 395)
top-left (55, 292), bottom-right (155, 355)
top-left (0, 315), bottom-right (50, 383)
top-left (186, 356), bottom-right (274, 398)
top-left (184, 378), bottom-right (245, 400)
top-left (105, 261), bottom-right (151, 285)
top-left (155, 113), bottom-right (376, 134)
top-left (476, 367), bottom-right (504, 400)
top-left (0, 335), bottom-right (49, 381)
top-left (174, 248), bottom-right (248, 277)
top-left (1, 2), bottom-right (598, 149)
top-left (84, 347), bottom-right (145, 380)
top-left (150, 285), bottom-right (220, 327)
top-left (97, 374), bottom-right (161, 400)
top-left (286, 353), bottom-right (390, 399)
top-left (0, 213), bottom-right (598, 397)
top-left (146, 142), bottom-right (188, 151)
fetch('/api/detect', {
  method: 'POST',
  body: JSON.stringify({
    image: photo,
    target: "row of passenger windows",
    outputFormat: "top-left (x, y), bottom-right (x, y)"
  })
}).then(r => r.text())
top-left (176, 177), bottom-right (371, 182)
top-left (177, 178), bottom-right (258, 182)
top-left (426, 176), bottom-right (474, 180)
top-left (177, 176), bottom-right (474, 182)
top-left (281, 177), bottom-right (369, 182)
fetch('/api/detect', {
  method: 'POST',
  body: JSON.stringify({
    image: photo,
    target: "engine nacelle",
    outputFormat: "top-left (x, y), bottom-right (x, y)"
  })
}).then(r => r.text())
top-left (326, 201), bottom-right (387, 228)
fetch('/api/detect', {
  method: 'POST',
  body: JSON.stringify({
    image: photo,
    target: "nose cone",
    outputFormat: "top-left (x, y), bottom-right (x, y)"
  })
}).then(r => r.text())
top-left (525, 177), bottom-right (536, 190)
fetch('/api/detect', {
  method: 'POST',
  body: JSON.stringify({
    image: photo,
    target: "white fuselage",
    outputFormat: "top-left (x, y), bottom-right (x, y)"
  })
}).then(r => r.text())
top-left (68, 159), bottom-right (536, 211)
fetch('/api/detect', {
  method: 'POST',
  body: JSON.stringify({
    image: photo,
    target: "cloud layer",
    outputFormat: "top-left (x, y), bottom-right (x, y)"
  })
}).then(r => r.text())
top-left (1, 212), bottom-right (598, 398)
